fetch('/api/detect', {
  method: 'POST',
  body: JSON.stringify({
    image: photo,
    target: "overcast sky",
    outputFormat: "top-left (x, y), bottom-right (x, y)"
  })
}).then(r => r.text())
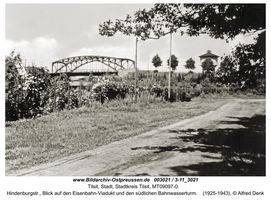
top-left (6, 4), bottom-right (255, 72)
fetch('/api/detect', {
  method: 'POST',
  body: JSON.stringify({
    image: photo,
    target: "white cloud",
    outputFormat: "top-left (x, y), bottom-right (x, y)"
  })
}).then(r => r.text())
top-left (33, 37), bottom-right (58, 48)
top-left (5, 36), bottom-right (60, 69)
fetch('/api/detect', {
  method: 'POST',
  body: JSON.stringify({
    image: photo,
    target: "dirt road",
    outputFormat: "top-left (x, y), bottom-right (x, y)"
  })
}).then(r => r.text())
top-left (12, 98), bottom-right (265, 176)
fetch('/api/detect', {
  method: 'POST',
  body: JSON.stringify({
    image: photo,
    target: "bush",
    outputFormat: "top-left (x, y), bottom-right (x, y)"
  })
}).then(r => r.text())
top-left (5, 52), bottom-right (51, 120)
top-left (91, 80), bottom-right (132, 104)
top-left (150, 85), bottom-right (164, 97)
top-left (44, 74), bottom-right (81, 112)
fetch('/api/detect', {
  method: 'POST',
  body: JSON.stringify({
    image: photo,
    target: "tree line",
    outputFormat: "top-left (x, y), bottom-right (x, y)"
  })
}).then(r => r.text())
top-left (152, 54), bottom-right (195, 72)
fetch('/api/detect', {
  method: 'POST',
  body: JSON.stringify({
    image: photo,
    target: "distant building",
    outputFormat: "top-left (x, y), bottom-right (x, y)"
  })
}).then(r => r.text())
top-left (199, 50), bottom-right (219, 73)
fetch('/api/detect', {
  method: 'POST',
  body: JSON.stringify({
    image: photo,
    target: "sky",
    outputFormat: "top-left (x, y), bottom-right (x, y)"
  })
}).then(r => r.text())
top-left (5, 4), bottom-right (256, 72)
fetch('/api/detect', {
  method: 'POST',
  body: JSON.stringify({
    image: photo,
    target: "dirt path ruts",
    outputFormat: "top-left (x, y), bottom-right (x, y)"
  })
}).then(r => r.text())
top-left (10, 98), bottom-right (265, 176)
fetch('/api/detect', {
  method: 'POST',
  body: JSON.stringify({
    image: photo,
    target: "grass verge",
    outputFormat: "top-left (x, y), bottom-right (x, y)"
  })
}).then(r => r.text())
top-left (6, 97), bottom-right (230, 174)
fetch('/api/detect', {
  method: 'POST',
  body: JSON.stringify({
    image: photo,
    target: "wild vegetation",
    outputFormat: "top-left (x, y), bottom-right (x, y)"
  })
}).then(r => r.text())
top-left (5, 50), bottom-right (265, 122)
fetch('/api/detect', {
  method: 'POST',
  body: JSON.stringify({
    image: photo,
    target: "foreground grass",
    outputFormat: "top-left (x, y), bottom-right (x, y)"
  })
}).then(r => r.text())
top-left (6, 97), bottom-right (230, 173)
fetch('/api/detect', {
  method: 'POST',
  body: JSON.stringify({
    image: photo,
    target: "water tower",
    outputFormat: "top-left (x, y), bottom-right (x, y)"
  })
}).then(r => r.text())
top-left (199, 50), bottom-right (219, 73)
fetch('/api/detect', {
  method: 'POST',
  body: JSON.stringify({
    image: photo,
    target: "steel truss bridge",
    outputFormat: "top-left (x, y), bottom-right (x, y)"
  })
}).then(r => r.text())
top-left (51, 55), bottom-right (135, 76)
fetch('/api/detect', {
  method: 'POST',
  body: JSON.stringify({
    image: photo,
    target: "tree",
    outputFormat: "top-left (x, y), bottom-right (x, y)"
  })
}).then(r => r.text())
top-left (215, 31), bottom-right (265, 89)
top-left (231, 32), bottom-right (265, 89)
top-left (99, 4), bottom-right (265, 40)
top-left (216, 56), bottom-right (237, 85)
top-left (99, 7), bottom-right (180, 40)
top-left (182, 4), bottom-right (265, 39)
top-left (202, 58), bottom-right (215, 77)
top-left (152, 54), bottom-right (162, 69)
top-left (184, 58), bottom-right (195, 70)
top-left (167, 54), bottom-right (178, 70)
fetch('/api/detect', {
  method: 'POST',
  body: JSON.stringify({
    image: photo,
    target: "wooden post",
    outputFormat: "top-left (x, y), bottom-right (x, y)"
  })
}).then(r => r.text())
top-left (53, 85), bottom-right (56, 112)
top-left (79, 82), bottom-right (82, 107)
top-left (135, 37), bottom-right (138, 102)
top-left (67, 80), bottom-right (70, 109)
top-left (168, 32), bottom-right (172, 100)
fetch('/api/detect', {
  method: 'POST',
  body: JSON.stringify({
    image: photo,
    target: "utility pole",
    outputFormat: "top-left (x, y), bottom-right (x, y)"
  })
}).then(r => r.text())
top-left (168, 32), bottom-right (172, 100)
top-left (135, 37), bottom-right (138, 102)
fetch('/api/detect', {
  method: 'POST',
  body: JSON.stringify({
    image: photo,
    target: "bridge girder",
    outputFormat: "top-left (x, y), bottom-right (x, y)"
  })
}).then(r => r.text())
top-left (51, 55), bottom-right (135, 73)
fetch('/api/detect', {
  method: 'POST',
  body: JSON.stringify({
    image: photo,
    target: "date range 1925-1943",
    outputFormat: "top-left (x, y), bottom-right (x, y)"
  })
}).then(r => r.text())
top-left (203, 190), bottom-right (264, 196)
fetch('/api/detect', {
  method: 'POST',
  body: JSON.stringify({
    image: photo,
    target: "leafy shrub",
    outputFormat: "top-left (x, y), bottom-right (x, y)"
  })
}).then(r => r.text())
top-left (5, 52), bottom-right (23, 121)
top-left (45, 74), bottom-right (80, 112)
top-left (150, 85), bottom-right (164, 97)
top-left (5, 52), bottom-right (51, 120)
top-left (91, 80), bottom-right (132, 104)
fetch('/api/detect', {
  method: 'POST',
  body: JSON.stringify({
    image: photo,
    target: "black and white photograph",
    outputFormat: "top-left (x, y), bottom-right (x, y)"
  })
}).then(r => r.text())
top-left (4, 2), bottom-right (266, 179)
